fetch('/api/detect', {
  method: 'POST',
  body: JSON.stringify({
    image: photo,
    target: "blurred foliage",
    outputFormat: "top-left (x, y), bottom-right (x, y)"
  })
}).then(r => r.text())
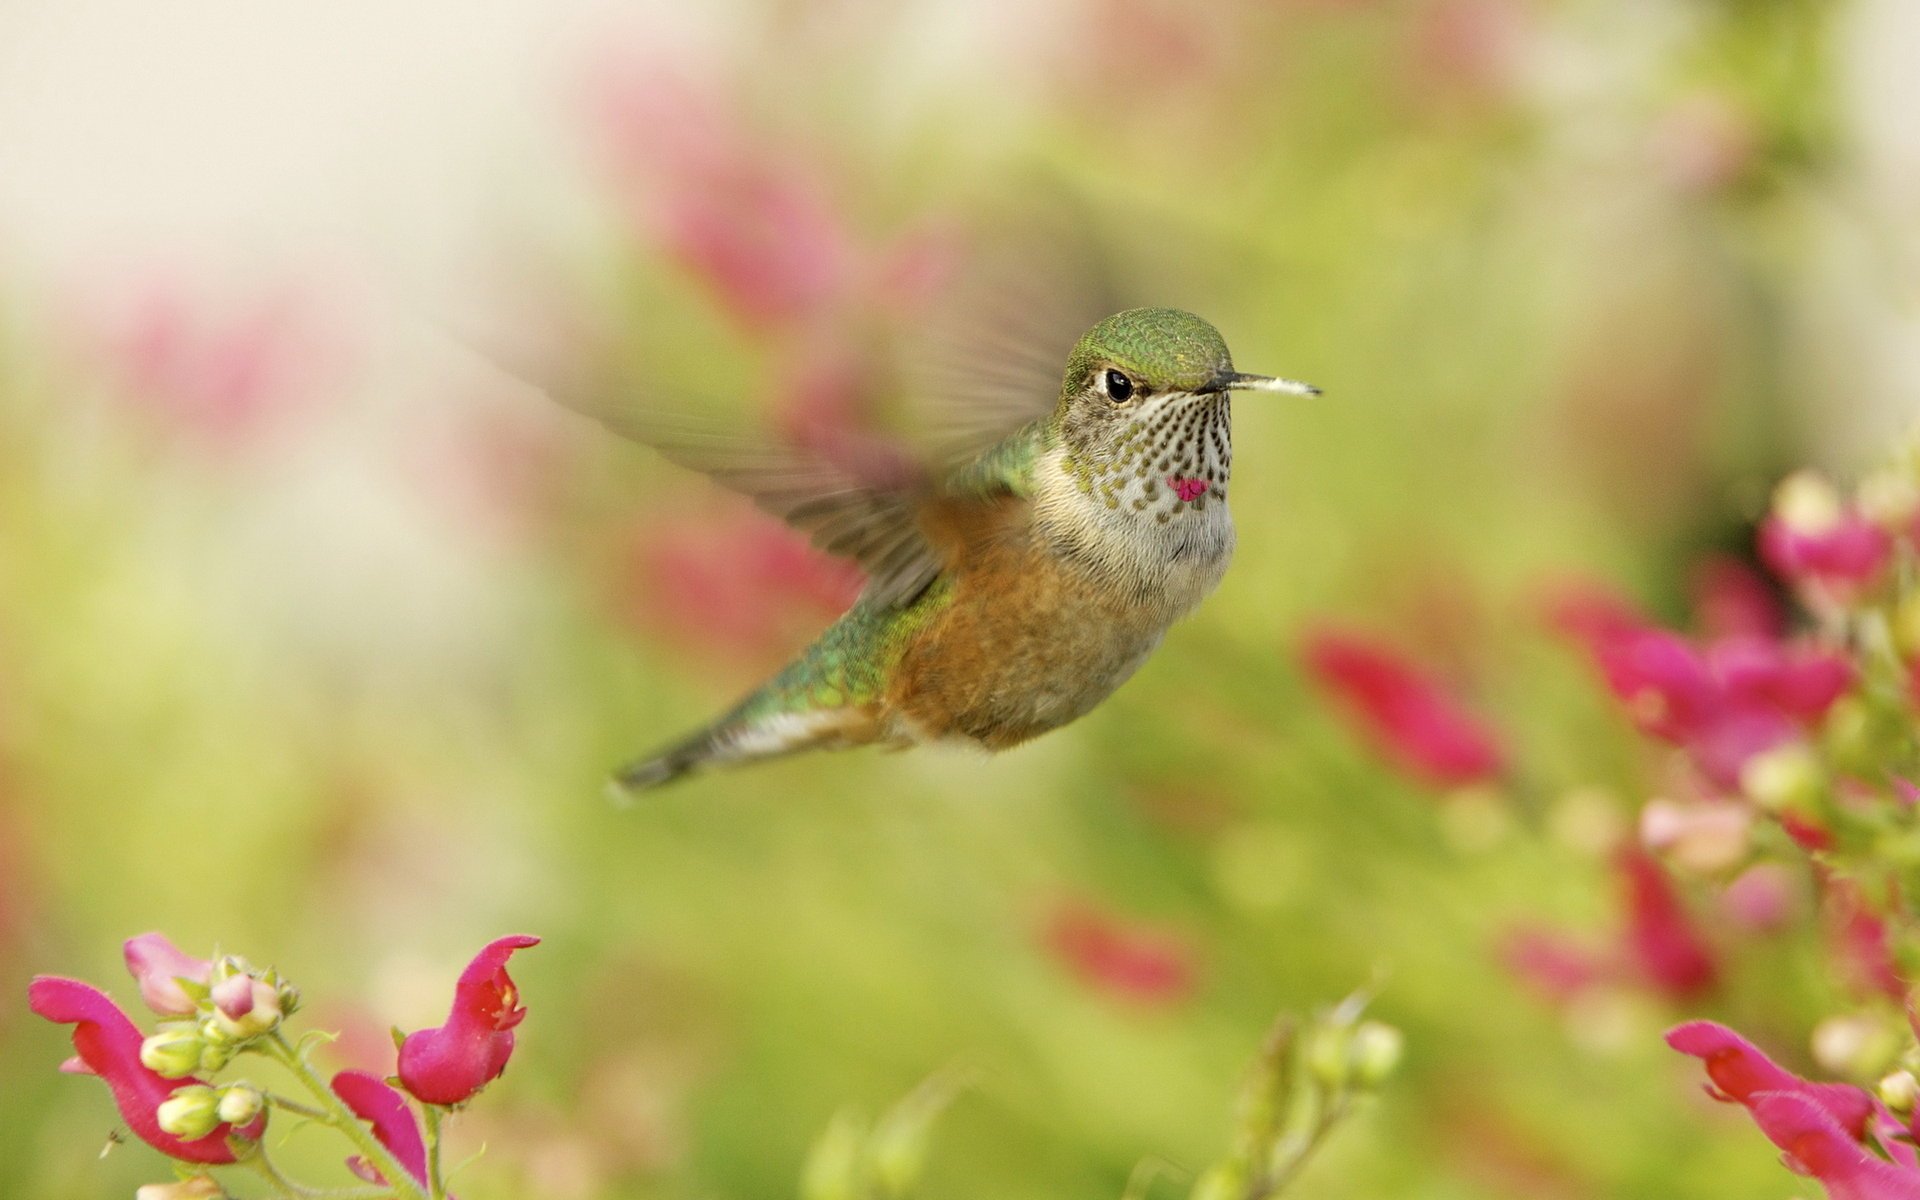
top-left (2, 0), bottom-right (1915, 1197)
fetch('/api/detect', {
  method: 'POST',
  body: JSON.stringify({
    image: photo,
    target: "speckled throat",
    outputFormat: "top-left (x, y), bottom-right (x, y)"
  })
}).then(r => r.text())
top-left (1060, 391), bottom-right (1233, 524)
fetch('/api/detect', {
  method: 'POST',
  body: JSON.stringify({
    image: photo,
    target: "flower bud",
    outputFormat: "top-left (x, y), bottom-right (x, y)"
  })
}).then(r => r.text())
top-left (138, 1028), bottom-right (205, 1079)
top-left (123, 934), bottom-right (213, 1018)
top-left (195, 1034), bottom-right (235, 1074)
top-left (1879, 1069), bottom-right (1920, 1114)
top-left (1740, 744), bottom-right (1822, 813)
top-left (1303, 1024), bottom-right (1353, 1090)
top-left (1858, 467), bottom-right (1920, 532)
top-left (155, 1085), bottom-right (222, 1141)
top-left (1773, 471), bottom-right (1843, 535)
top-left (135, 1177), bottom-right (223, 1200)
top-left (209, 974), bottom-right (283, 1040)
top-left (1812, 1014), bottom-right (1900, 1078)
top-left (1350, 1021), bottom-right (1405, 1088)
top-left (217, 1085), bottom-right (264, 1126)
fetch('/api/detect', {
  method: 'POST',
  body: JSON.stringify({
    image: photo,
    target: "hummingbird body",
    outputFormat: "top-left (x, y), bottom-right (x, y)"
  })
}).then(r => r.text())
top-left (613, 308), bottom-right (1312, 790)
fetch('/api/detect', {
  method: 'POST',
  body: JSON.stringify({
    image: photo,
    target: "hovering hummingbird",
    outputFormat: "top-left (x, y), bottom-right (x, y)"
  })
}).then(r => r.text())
top-left (594, 306), bottom-right (1318, 790)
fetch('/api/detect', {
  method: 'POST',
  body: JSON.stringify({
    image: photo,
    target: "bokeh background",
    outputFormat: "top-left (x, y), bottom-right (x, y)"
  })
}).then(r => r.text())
top-left (2, 0), bottom-right (1918, 1196)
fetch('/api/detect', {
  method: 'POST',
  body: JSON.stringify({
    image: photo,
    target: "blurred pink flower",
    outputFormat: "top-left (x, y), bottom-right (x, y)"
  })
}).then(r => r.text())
top-left (1617, 849), bottom-right (1719, 1000)
top-left (28, 976), bottom-right (263, 1163)
top-left (1719, 864), bottom-right (1800, 933)
top-left (1650, 93), bottom-right (1760, 196)
top-left (1761, 514), bottom-right (1891, 596)
top-left (1586, 622), bottom-right (1850, 790)
top-left (397, 935), bottom-right (538, 1106)
top-left (1500, 852), bottom-right (1719, 1005)
top-left (1498, 928), bottom-right (1605, 1005)
top-left (624, 512), bottom-right (865, 667)
top-left (333, 1069), bottom-right (430, 1188)
top-left (123, 933), bottom-right (212, 1017)
top-left (1690, 557), bottom-right (1785, 642)
top-left (1825, 882), bottom-right (1908, 1003)
top-left (1666, 1021), bottom-right (1876, 1139)
top-left (1042, 900), bottom-right (1197, 1006)
top-left (76, 278), bottom-right (340, 447)
top-left (1750, 1092), bottom-right (1920, 1200)
top-left (1301, 629), bottom-right (1506, 788)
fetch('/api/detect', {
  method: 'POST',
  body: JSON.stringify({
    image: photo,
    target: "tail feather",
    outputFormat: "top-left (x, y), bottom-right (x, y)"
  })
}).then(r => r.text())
top-left (611, 706), bottom-right (877, 795)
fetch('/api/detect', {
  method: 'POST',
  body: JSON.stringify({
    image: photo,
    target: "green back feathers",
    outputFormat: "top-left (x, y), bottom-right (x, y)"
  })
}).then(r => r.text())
top-left (1059, 308), bottom-right (1235, 402)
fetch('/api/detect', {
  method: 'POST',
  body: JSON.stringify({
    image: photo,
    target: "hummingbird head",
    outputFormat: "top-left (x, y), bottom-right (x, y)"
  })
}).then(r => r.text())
top-left (1051, 308), bottom-right (1316, 514)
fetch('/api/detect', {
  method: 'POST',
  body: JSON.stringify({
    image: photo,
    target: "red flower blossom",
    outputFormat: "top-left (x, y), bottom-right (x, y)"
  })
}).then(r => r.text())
top-left (123, 933), bottom-right (212, 1017)
top-left (1761, 515), bottom-right (1892, 601)
top-left (1589, 624), bottom-right (1850, 790)
top-left (396, 935), bottom-right (539, 1106)
top-left (1826, 882), bottom-right (1908, 1002)
top-left (1666, 1021), bottom-right (1876, 1138)
top-left (1498, 927), bottom-right (1605, 1005)
top-left (1617, 849), bottom-right (1719, 999)
top-left (1042, 901), bottom-right (1196, 1006)
top-left (332, 1070), bottom-right (430, 1188)
top-left (1690, 557), bottom-right (1785, 641)
top-left (1301, 630), bottom-right (1506, 788)
top-left (1750, 1092), bottom-right (1920, 1200)
top-left (28, 976), bottom-right (263, 1163)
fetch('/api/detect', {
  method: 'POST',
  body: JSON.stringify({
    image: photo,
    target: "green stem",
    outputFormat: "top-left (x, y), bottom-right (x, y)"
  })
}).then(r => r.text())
top-left (422, 1103), bottom-right (448, 1200)
top-left (263, 1032), bottom-right (431, 1200)
top-left (267, 1093), bottom-right (333, 1122)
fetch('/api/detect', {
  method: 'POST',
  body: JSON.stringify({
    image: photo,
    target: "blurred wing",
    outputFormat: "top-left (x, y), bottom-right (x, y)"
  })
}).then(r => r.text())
top-left (908, 195), bottom-right (1132, 465)
top-left (617, 414), bottom-right (948, 610)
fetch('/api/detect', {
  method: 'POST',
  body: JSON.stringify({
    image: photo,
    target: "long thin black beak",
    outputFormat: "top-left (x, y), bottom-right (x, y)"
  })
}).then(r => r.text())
top-left (1201, 370), bottom-right (1321, 397)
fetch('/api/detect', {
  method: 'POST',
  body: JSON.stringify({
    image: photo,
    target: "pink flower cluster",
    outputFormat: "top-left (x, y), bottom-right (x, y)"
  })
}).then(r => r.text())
top-left (1670, 1022), bottom-right (1920, 1200)
top-left (30, 932), bottom-right (536, 1191)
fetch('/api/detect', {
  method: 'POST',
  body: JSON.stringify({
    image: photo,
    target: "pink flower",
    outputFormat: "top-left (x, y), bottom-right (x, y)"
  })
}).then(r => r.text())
top-left (1589, 624), bottom-right (1850, 790)
top-left (1617, 850), bottom-right (1719, 999)
top-left (1719, 864), bottom-right (1800, 933)
top-left (1666, 1021), bottom-right (1875, 1138)
top-left (1498, 928), bottom-right (1606, 1005)
top-left (1826, 883), bottom-right (1908, 1003)
top-left (1761, 517), bottom-right (1892, 599)
top-left (1042, 901), bottom-right (1197, 1006)
top-left (1690, 557), bottom-right (1785, 641)
top-left (1749, 1092), bottom-right (1920, 1200)
top-left (28, 976), bottom-right (263, 1163)
top-left (1301, 629), bottom-right (1506, 788)
top-left (332, 1070), bottom-right (430, 1188)
top-left (123, 933), bottom-right (212, 1017)
top-left (397, 935), bottom-right (539, 1106)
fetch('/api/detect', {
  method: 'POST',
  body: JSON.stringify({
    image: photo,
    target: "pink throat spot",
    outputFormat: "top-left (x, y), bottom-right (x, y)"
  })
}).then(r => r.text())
top-left (1168, 476), bottom-right (1209, 502)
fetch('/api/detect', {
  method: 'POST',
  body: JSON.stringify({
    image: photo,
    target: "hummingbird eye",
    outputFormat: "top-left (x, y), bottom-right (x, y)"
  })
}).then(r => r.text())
top-left (1102, 369), bottom-right (1135, 403)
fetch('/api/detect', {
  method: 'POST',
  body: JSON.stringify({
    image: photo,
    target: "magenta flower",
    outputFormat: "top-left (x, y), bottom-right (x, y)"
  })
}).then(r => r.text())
top-left (1761, 513), bottom-right (1892, 601)
top-left (1590, 624), bottom-right (1850, 790)
top-left (1617, 850), bottom-right (1719, 1000)
top-left (123, 933), bottom-right (212, 1017)
top-left (1751, 1093), bottom-right (1920, 1199)
top-left (1666, 1021), bottom-right (1876, 1138)
top-left (28, 976), bottom-right (263, 1163)
top-left (396, 935), bottom-right (539, 1106)
top-left (332, 1070), bottom-right (429, 1188)
top-left (1301, 630), bottom-right (1506, 788)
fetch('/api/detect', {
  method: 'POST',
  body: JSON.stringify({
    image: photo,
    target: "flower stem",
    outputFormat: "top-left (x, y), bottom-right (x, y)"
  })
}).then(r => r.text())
top-left (267, 1093), bottom-right (333, 1122)
top-left (422, 1103), bottom-right (448, 1200)
top-left (263, 1032), bottom-right (430, 1200)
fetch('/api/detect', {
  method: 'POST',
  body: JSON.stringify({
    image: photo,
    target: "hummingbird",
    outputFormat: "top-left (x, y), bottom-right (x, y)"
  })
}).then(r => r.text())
top-left (598, 306), bottom-right (1316, 790)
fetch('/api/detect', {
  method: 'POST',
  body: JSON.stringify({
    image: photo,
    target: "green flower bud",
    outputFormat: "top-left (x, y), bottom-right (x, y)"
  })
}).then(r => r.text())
top-left (1350, 1021), bottom-right (1405, 1088)
top-left (1879, 1070), bottom-right (1920, 1114)
top-left (155, 1085), bottom-right (222, 1140)
top-left (1740, 744), bottom-right (1822, 814)
top-left (216, 1085), bottom-right (264, 1126)
top-left (1303, 1024), bottom-right (1353, 1090)
top-left (139, 1029), bottom-right (205, 1079)
top-left (195, 1034), bottom-right (235, 1074)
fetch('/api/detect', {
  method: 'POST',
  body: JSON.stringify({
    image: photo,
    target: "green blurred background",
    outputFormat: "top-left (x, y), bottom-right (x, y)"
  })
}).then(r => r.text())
top-left (1, 0), bottom-right (1915, 1196)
